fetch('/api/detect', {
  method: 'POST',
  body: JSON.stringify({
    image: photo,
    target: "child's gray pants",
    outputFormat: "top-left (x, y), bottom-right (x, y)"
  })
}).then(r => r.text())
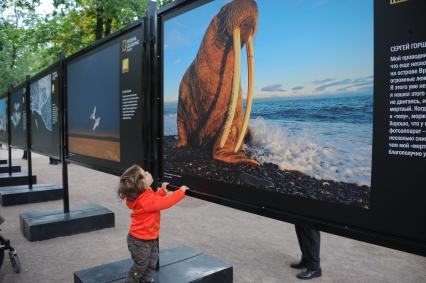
top-left (125, 234), bottom-right (158, 283)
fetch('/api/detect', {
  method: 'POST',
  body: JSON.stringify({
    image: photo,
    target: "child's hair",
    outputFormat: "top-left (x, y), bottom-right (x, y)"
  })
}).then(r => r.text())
top-left (117, 164), bottom-right (145, 201)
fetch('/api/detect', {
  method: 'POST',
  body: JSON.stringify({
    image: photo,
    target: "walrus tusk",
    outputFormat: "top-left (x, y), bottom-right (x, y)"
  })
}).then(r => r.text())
top-left (234, 34), bottom-right (254, 152)
top-left (220, 27), bottom-right (241, 148)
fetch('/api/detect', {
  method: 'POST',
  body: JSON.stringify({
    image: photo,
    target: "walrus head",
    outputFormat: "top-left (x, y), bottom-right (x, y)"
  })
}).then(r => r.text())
top-left (217, 0), bottom-right (258, 46)
top-left (216, 0), bottom-right (258, 152)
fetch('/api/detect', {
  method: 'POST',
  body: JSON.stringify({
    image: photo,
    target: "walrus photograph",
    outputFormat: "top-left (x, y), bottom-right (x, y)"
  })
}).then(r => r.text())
top-left (163, 0), bottom-right (373, 209)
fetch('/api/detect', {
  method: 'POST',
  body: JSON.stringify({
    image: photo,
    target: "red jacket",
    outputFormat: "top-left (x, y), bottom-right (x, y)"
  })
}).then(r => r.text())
top-left (126, 187), bottom-right (185, 240)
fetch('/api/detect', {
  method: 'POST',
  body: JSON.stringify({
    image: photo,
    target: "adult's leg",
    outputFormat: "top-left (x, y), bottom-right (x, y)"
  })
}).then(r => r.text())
top-left (299, 227), bottom-right (321, 270)
top-left (295, 225), bottom-right (307, 264)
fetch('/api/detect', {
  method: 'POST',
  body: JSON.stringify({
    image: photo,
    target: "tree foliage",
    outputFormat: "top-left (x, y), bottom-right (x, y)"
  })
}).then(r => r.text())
top-left (0, 0), bottom-right (42, 95)
top-left (1, 0), bottom-right (174, 97)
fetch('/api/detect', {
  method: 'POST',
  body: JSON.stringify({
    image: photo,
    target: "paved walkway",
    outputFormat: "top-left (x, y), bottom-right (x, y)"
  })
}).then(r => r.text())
top-left (0, 148), bottom-right (425, 283)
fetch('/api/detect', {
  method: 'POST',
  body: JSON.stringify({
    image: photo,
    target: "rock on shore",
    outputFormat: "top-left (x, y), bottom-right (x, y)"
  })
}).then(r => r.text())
top-left (164, 136), bottom-right (370, 209)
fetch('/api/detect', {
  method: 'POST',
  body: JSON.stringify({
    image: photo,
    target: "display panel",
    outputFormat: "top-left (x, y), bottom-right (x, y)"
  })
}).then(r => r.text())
top-left (66, 23), bottom-right (145, 175)
top-left (161, 0), bottom-right (426, 255)
top-left (0, 97), bottom-right (7, 143)
top-left (30, 68), bottom-right (61, 158)
top-left (10, 86), bottom-right (26, 149)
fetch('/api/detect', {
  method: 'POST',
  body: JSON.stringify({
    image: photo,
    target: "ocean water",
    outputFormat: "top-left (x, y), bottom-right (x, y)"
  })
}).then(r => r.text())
top-left (164, 94), bottom-right (373, 186)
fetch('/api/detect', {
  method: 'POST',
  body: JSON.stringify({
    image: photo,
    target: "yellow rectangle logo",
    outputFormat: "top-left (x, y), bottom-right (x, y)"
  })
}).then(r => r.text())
top-left (122, 58), bottom-right (129, 73)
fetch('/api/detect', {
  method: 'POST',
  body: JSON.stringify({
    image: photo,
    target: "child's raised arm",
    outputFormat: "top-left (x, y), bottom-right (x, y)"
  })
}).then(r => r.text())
top-left (145, 186), bottom-right (188, 212)
top-left (155, 182), bottom-right (169, 196)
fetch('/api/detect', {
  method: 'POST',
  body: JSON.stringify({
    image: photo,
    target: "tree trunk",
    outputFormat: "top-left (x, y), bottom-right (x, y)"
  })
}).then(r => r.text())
top-left (104, 18), bottom-right (112, 36)
top-left (95, 6), bottom-right (103, 40)
top-left (10, 5), bottom-right (18, 69)
top-left (10, 44), bottom-right (17, 69)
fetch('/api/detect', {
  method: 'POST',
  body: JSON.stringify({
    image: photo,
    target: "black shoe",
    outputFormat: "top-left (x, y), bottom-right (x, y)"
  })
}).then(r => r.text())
top-left (290, 261), bottom-right (307, 269)
top-left (296, 269), bottom-right (322, 280)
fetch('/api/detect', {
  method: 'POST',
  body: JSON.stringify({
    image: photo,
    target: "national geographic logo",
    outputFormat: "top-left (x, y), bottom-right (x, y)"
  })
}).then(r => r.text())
top-left (390, 0), bottom-right (408, 5)
top-left (122, 40), bottom-right (127, 52)
top-left (121, 36), bottom-right (140, 53)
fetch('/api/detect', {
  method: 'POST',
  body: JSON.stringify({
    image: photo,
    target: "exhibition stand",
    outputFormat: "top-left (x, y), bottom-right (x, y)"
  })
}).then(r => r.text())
top-left (0, 145), bottom-right (8, 164)
top-left (20, 55), bottom-right (114, 241)
top-left (74, 245), bottom-right (232, 283)
top-left (0, 80), bottom-right (62, 206)
top-left (0, 164), bottom-right (21, 174)
top-left (0, 146), bottom-right (20, 173)
top-left (0, 90), bottom-right (33, 188)
top-left (0, 173), bottom-right (36, 187)
top-left (0, 146), bottom-right (30, 187)
top-left (0, 87), bottom-right (37, 193)
top-left (73, 2), bottom-right (233, 280)
top-left (20, 204), bottom-right (114, 241)
top-left (0, 130), bottom-right (21, 174)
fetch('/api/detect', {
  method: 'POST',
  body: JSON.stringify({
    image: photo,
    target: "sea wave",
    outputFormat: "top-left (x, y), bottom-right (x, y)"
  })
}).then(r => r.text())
top-left (248, 117), bottom-right (372, 186)
top-left (163, 113), bottom-right (372, 186)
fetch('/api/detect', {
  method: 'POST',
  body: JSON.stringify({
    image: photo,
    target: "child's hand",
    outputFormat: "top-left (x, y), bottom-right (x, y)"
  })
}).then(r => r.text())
top-left (180, 185), bottom-right (189, 192)
top-left (161, 182), bottom-right (169, 193)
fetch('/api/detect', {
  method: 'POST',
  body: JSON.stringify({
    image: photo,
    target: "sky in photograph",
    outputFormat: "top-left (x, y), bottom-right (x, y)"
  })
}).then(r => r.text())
top-left (67, 43), bottom-right (120, 137)
top-left (164, 0), bottom-right (373, 102)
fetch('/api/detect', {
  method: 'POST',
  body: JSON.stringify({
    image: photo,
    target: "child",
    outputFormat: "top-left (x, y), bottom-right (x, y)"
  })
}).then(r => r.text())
top-left (118, 164), bottom-right (188, 283)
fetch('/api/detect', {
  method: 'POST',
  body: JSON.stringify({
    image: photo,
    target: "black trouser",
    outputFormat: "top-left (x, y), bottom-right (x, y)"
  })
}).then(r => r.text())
top-left (295, 225), bottom-right (321, 270)
top-left (125, 234), bottom-right (158, 283)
